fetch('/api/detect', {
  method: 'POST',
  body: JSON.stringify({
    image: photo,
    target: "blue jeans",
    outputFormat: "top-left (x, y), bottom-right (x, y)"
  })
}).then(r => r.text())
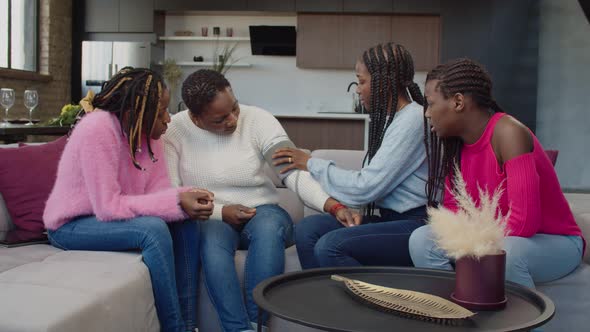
top-left (200, 204), bottom-right (293, 332)
top-left (47, 216), bottom-right (200, 332)
top-left (295, 206), bottom-right (427, 269)
top-left (409, 225), bottom-right (584, 288)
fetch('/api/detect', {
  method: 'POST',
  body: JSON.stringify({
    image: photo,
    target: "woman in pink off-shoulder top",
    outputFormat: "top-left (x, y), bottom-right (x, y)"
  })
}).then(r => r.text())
top-left (409, 58), bottom-right (584, 288)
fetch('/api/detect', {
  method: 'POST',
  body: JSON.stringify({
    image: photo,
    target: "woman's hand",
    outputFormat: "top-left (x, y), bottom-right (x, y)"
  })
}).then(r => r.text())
top-left (324, 198), bottom-right (362, 227)
top-left (179, 188), bottom-right (215, 220)
top-left (222, 204), bottom-right (256, 229)
top-left (272, 147), bottom-right (311, 174)
top-left (335, 208), bottom-right (362, 227)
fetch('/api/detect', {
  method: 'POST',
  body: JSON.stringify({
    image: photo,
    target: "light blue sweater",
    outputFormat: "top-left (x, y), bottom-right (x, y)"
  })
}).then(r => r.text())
top-left (307, 102), bottom-right (428, 213)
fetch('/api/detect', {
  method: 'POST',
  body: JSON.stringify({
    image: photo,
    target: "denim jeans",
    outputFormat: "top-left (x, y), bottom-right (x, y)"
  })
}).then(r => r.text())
top-left (295, 206), bottom-right (427, 269)
top-left (47, 215), bottom-right (200, 332)
top-left (200, 204), bottom-right (293, 332)
top-left (409, 224), bottom-right (584, 288)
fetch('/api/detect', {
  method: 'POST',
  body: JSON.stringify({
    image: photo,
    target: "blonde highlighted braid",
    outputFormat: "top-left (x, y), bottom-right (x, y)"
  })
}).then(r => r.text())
top-left (87, 67), bottom-right (166, 170)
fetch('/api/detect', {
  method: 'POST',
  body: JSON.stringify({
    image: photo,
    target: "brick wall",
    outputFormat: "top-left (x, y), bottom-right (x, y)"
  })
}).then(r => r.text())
top-left (0, 0), bottom-right (72, 122)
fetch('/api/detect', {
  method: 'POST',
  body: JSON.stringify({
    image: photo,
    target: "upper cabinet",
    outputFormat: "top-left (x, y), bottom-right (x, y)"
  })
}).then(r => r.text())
top-left (85, 0), bottom-right (154, 33)
top-left (392, 0), bottom-right (441, 14)
top-left (247, 0), bottom-right (295, 12)
top-left (155, 0), bottom-right (247, 11)
top-left (296, 0), bottom-right (342, 12)
top-left (297, 14), bottom-right (440, 70)
top-left (342, 0), bottom-right (393, 13)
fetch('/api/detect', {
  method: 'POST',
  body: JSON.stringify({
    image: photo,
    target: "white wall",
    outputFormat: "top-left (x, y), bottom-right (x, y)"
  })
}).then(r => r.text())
top-left (164, 14), bottom-right (426, 115)
top-left (537, 0), bottom-right (590, 190)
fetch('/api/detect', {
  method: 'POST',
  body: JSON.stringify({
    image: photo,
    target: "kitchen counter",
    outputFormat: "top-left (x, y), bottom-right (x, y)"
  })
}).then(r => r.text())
top-left (274, 112), bottom-right (369, 120)
top-left (273, 113), bottom-right (368, 151)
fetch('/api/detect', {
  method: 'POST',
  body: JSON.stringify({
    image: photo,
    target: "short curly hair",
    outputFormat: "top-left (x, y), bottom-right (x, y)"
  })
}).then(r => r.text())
top-left (181, 69), bottom-right (231, 116)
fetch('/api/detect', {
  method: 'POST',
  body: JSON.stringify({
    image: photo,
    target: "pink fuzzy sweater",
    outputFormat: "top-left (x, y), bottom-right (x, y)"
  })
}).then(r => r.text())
top-left (43, 111), bottom-right (187, 230)
top-left (443, 113), bottom-right (583, 243)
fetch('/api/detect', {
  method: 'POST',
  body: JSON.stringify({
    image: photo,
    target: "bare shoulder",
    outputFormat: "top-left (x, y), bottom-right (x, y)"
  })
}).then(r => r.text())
top-left (492, 115), bottom-right (533, 164)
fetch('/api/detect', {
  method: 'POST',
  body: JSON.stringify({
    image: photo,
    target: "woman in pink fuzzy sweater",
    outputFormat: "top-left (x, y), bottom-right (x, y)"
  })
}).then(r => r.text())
top-left (43, 68), bottom-right (213, 332)
top-left (409, 59), bottom-right (584, 288)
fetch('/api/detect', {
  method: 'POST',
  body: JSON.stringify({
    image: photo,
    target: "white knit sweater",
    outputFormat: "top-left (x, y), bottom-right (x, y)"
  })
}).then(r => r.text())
top-left (163, 105), bottom-right (330, 220)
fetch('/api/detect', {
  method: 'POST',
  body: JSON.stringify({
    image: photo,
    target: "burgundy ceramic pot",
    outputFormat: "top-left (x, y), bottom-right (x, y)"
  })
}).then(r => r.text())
top-left (451, 250), bottom-right (507, 310)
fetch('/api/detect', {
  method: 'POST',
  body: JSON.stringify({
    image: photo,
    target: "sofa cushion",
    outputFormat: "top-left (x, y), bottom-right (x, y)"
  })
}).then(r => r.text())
top-left (0, 246), bottom-right (158, 332)
top-left (0, 136), bottom-right (67, 232)
top-left (538, 263), bottom-right (590, 331)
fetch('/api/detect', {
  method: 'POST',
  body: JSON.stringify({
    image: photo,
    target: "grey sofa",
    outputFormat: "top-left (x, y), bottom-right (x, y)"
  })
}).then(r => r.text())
top-left (1, 146), bottom-right (589, 332)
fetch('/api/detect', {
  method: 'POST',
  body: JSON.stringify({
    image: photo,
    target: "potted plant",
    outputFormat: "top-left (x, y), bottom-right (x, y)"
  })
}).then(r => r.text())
top-left (162, 58), bottom-right (182, 112)
top-left (46, 103), bottom-right (83, 127)
top-left (427, 165), bottom-right (509, 310)
top-left (212, 42), bottom-right (239, 75)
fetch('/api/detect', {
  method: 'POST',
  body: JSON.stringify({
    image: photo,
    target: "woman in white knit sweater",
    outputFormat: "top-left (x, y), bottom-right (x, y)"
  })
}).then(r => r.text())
top-left (163, 69), bottom-right (359, 332)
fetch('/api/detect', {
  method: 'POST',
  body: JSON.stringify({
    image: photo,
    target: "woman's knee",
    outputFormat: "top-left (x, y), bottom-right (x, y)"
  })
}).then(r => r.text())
top-left (247, 213), bottom-right (293, 242)
top-left (408, 225), bottom-right (432, 257)
top-left (136, 216), bottom-right (171, 245)
top-left (314, 231), bottom-right (342, 259)
top-left (295, 214), bottom-right (336, 241)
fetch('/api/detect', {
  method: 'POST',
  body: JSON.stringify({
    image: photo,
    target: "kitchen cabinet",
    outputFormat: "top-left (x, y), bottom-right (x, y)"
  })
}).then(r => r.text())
top-left (276, 115), bottom-right (367, 151)
top-left (340, 15), bottom-right (392, 67)
top-left (296, 15), bottom-right (343, 69)
top-left (154, 0), bottom-right (247, 11)
top-left (391, 15), bottom-right (440, 71)
top-left (296, 0), bottom-right (342, 12)
top-left (85, 0), bottom-right (154, 33)
top-left (247, 0), bottom-right (295, 12)
top-left (342, 0), bottom-right (393, 13)
top-left (393, 0), bottom-right (441, 14)
top-left (297, 14), bottom-right (440, 70)
top-left (85, 0), bottom-right (119, 32)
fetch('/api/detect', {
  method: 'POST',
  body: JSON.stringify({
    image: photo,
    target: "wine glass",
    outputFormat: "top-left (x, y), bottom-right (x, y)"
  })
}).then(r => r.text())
top-left (1, 88), bottom-right (15, 127)
top-left (24, 90), bottom-right (39, 126)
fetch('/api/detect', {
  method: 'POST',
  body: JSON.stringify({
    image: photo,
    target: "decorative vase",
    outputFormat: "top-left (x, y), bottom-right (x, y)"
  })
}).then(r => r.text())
top-left (451, 250), bottom-right (507, 310)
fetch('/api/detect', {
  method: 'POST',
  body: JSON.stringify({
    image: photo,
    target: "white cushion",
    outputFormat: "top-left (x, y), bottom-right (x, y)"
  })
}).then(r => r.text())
top-left (0, 246), bottom-right (158, 332)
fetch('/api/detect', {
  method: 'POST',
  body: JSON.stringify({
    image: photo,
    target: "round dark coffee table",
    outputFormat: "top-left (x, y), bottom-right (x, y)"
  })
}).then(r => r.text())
top-left (253, 267), bottom-right (554, 332)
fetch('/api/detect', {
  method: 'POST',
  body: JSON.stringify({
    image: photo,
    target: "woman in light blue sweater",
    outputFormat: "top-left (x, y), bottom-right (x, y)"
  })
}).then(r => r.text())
top-left (273, 42), bottom-right (428, 268)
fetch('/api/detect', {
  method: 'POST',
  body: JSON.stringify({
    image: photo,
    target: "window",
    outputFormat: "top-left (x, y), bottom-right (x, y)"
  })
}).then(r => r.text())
top-left (0, 0), bottom-right (38, 72)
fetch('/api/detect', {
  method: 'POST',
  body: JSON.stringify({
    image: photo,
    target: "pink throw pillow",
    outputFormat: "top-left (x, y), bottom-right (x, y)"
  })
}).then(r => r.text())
top-left (0, 136), bottom-right (68, 232)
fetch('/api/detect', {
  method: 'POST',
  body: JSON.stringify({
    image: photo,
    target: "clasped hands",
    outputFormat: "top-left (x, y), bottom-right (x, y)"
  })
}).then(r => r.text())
top-left (179, 188), bottom-right (215, 220)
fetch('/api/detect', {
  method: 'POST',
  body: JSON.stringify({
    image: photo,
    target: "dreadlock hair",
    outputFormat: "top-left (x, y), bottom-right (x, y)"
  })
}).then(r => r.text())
top-left (424, 58), bottom-right (505, 207)
top-left (360, 42), bottom-right (424, 215)
top-left (92, 67), bottom-right (166, 170)
top-left (181, 69), bottom-right (231, 117)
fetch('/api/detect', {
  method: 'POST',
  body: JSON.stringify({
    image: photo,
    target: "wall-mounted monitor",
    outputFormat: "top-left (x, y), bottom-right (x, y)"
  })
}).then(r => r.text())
top-left (249, 25), bottom-right (296, 56)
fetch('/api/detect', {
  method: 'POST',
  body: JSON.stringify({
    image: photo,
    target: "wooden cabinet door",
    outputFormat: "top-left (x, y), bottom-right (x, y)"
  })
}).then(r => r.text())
top-left (248, 0), bottom-right (295, 11)
top-left (85, 0), bottom-right (119, 32)
top-left (340, 15), bottom-right (392, 68)
top-left (296, 0), bottom-right (342, 12)
top-left (391, 15), bottom-right (440, 71)
top-left (119, 0), bottom-right (154, 32)
top-left (393, 0), bottom-right (441, 14)
top-left (297, 14), bottom-right (343, 69)
top-left (342, 0), bottom-right (393, 13)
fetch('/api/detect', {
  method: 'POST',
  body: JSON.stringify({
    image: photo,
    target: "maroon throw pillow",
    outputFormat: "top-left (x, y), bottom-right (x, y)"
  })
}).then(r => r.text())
top-left (0, 136), bottom-right (68, 232)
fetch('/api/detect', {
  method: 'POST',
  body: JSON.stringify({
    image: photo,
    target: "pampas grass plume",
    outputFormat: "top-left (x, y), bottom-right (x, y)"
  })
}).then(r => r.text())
top-left (428, 165), bottom-right (509, 260)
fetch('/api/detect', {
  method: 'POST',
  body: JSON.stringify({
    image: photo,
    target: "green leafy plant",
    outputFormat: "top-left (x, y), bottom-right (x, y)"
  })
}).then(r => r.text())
top-left (162, 58), bottom-right (182, 95)
top-left (212, 42), bottom-right (239, 75)
top-left (46, 104), bottom-right (83, 126)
